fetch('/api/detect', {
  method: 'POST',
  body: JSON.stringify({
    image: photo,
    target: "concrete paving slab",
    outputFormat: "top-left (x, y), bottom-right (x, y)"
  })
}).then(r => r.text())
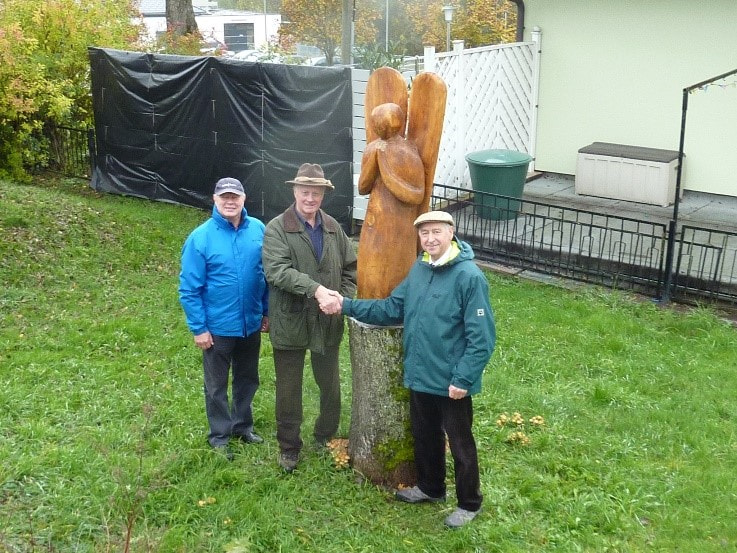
top-left (524, 173), bottom-right (737, 232)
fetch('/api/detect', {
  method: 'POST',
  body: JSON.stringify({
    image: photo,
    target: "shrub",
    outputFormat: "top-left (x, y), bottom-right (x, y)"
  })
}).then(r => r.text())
top-left (0, 0), bottom-right (143, 178)
top-left (353, 41), bottom-right (406, 71)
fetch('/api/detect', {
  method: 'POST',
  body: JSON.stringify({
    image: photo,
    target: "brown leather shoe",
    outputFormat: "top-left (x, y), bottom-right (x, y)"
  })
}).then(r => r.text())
top-left (278, 452), bottom-right (299, 473)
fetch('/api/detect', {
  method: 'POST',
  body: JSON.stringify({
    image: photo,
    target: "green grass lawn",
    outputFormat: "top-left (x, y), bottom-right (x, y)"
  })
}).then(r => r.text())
top-left (1, 177), bottom-right (736, 552)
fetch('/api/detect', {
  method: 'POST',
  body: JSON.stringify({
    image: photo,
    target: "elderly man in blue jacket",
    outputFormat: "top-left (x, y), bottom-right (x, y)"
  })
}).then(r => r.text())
top-left (326, 210), bottom-right (495, 528)
top-left (179, 178), bottom-right (269, 460)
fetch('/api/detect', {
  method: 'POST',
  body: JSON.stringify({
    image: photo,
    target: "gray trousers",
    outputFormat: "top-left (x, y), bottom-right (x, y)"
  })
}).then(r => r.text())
top-left (273, 346), bottom-right (341, 455)
top-left (202, 332), bottom-right (261, 447)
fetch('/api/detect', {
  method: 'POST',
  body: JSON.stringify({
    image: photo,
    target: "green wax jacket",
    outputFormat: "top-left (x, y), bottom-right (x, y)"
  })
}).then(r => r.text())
top-left (263, 205), bottom-right (357, 353)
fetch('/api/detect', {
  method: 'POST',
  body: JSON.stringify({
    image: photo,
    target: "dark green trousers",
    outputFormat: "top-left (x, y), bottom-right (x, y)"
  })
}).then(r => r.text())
top-left (273, 346), bottom-right (341, 455)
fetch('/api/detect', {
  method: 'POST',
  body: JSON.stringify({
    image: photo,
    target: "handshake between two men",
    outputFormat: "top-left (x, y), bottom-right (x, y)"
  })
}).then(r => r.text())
top-left (314, 285), bottom-right (344, 315)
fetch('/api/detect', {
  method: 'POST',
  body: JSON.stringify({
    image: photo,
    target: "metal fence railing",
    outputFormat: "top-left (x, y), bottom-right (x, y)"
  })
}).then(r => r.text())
top-left (673, 225), bottom-right (737, 305)
top-left (46, 125), bottom-right (94, 179)
top-left (44, 127), bottom-right (737, 309)
top-left (430, 183), bottom-right (737, 308)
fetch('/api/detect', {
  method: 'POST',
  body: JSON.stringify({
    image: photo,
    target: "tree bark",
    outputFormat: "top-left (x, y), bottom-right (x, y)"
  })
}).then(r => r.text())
top-left (347, 318), bottom-right (416, 488)
top-left (166, 0), bottom-right (198, 37)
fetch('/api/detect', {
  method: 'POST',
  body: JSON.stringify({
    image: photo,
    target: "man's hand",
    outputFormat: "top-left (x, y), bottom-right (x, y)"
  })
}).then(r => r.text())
top-left (315, 285), bottom-right (343, 315)
top-left (260, 316), bottom-right (269, 333)
top-left (448, 385), bottom-right (467, 400)
top-left (194, 331), bottom-right (213, 350)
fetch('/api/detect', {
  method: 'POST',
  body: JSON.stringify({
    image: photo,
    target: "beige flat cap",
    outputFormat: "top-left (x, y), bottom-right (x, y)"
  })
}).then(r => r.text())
top-left (413, 210), bottom-right (455, 227)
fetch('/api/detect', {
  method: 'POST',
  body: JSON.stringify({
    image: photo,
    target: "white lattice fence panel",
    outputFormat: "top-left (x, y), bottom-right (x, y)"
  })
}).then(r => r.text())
top-left (434, 43), bottom-right (536, 191)
top-left (434, 53), bottom-right (461, 188)
top-left (469, 45), bottom-right (534, 151)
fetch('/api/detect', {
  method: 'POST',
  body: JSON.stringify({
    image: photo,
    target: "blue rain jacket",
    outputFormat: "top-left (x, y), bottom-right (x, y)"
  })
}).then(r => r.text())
top-left (179, 205), bottom-right (268, 337)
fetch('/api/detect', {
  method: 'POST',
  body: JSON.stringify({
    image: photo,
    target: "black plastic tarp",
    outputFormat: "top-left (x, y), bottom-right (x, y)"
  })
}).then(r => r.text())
top-left (88, 47), bottom-right (354, 229)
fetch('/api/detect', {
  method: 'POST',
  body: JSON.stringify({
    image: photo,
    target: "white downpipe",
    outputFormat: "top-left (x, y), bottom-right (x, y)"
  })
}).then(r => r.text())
top-left (529, 26), bottom-right (542, 171)
top-left (452, 40), bottom-right (465, 187)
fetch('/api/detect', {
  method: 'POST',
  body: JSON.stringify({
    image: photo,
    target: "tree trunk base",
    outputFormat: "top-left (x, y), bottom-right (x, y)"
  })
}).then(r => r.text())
top-left (347, 318), bottom-right (416, 488)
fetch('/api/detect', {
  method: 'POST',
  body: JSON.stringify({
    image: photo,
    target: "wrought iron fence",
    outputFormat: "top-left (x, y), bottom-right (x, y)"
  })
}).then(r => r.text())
top-left (45, 125), bottom-right (94, 178)
top-left (430, 183), bottom-right (737, 308)
top-left (673, 225), bottom-right (737, 305)
top-left (40, 127), bottom-right (737, 309)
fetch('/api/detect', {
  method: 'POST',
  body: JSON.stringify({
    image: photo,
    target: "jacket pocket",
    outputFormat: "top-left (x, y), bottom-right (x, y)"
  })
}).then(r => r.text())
top-left (271, 292), bottom-right (308, 348)
top-left (289, 296), bottom-right (305, 313)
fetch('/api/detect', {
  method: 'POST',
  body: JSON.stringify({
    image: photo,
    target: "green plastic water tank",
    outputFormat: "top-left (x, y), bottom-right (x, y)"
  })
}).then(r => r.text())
top-left (465, 149), bottom-right (532, 220)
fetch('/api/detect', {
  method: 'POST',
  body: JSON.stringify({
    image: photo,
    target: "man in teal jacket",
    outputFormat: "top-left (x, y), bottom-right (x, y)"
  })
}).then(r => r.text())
top-left (334, 210), bottom-right (495, 528)
top-left (179, 178), bottom-right (269, 460)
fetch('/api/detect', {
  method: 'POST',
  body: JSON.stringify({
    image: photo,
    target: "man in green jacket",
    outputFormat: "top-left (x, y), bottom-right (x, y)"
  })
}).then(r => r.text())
top-left (328, 210), bottom-right (495, 528)
top-left (262, 163), bottom-right (357, 473)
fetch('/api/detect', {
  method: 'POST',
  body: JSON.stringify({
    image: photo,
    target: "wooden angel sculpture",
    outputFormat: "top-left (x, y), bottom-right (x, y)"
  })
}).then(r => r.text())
top-left (356, 67), bottom-right (448, 299)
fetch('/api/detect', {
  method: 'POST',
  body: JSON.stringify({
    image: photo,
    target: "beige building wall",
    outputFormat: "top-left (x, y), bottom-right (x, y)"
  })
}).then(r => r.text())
top-left (524, 0), bottom-right (737, 196)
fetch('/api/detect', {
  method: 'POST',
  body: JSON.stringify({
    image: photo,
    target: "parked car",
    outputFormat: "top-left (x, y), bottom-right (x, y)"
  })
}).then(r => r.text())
top-left (232, 49), bottom-right (258, 60)
top-left (200, 35), bottom-right (230, 56)
top-left (303, 55), bottom-right (343, 67)
top-left (232, 49), bottom-right (306, 65)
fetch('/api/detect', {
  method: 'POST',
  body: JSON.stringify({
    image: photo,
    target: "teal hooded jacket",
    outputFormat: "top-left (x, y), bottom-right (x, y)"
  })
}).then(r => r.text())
top-left (343, 239), bottom-right (495, 396)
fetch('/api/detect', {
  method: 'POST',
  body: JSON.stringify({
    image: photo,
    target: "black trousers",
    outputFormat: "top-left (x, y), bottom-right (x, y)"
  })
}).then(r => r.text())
top-left (202, 332), bottom-right (261, 447)
top-left (410, 390), bottom-right (483, 512)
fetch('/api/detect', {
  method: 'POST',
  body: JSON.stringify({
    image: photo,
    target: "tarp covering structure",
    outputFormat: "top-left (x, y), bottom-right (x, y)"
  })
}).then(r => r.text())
top-left (88, 48), bottom-right (354, 229)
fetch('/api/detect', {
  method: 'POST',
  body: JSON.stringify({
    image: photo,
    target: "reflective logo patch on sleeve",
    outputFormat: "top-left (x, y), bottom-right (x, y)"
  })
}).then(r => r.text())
top-left (477, 308), bottom-right (485, 316)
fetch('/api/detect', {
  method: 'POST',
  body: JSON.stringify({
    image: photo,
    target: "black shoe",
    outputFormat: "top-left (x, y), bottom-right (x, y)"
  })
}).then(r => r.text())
top-left (237, 430), bottom-right (263, 444)
top-left (213, 445), bottom-right (234, 461)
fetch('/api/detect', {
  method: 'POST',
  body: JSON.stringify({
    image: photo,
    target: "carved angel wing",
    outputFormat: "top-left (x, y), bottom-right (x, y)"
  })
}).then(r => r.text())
top-left (406, 72), bottom-right (448, 212)
top-left (364, 67), bottom-right (408, 144)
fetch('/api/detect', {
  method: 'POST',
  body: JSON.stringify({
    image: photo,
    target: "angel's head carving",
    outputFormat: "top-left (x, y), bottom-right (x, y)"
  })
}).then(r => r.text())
top-left (370, 103), bottom-right (406, 140)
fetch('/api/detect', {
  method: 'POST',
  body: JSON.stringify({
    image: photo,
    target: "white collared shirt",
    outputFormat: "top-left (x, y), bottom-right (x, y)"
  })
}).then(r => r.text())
top-left (429, 245), bottom-right (454, 267)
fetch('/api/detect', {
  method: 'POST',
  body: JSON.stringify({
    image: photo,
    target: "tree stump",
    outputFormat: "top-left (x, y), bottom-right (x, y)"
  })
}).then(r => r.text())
top-left (347, 318), bottom-right (416, 487)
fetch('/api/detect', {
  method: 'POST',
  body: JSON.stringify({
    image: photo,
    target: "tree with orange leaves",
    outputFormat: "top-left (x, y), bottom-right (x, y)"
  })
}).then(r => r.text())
top-left (403, 0), bottom-right (516, 53)
top-left (279, 0), bottom-right (380, 64)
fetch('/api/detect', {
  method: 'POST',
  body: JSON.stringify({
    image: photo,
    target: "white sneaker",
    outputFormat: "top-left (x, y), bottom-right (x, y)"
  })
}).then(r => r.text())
top-left (395, 486), bottom-right (446, 503)
top-left (444, 507), bottom-right (481, 528)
